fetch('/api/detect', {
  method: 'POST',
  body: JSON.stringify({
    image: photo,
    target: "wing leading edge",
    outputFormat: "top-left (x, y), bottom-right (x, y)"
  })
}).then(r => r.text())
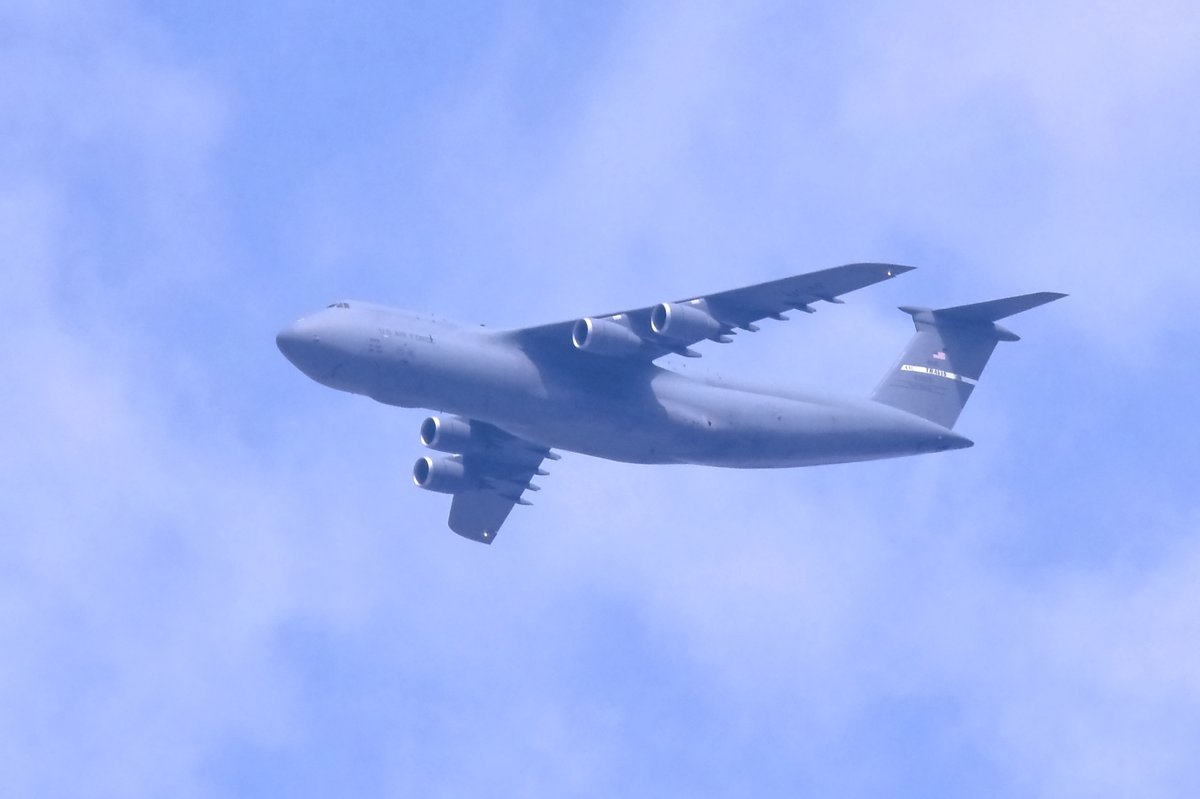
top-left (507, 262), bottom-right (914, 362)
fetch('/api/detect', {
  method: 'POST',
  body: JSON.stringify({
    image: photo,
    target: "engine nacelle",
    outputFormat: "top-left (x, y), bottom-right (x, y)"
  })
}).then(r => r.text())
top-left (572, 317), bottom-right (644, 356)
top-left (650, 302), bottom-right (722, 342)
top-left (420, 415), bottom-right (485, 454)
top-left (413, 456), bottom-right (472, 494)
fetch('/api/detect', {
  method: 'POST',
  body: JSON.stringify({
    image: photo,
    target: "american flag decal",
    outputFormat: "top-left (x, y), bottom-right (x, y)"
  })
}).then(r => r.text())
top-left (932, 350), bottom-right (947, 360)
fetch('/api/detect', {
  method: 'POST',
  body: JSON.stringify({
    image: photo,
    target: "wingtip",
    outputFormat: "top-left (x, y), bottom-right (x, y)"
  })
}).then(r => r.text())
top-left (844, 261), bottom-right (916, 277)
top-left (877, 263), bottom-right (916, 280)
top-left (1020, 291), bottom-right (1070, 309)
top-left (450, 523), bottom-right (498, 544)
top-left (845, 262), bottom-right (916, 277)
top-left (872, 263), bottom-right (917, 277)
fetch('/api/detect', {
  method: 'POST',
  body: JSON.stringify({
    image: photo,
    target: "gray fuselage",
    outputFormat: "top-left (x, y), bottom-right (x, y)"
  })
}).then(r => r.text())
top-left (277, 303), bottom-right (971, 467)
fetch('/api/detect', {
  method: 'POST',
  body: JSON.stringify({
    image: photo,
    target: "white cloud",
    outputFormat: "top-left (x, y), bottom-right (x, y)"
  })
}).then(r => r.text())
top-left (256, 1), bottom-right (1200, 791)
top-left (5, 1), bottom-right (1200, 796)
top-left (831, 0), bottom-right (1200, 344)
top-left (0, 6), bottom-right (297, 796)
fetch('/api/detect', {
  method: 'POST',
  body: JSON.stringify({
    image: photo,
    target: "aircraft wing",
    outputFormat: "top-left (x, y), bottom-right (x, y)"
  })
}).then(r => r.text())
top-left (508, 262), bottom-right (914, 361)
top-left (429, 421), bottom-right (554, 544)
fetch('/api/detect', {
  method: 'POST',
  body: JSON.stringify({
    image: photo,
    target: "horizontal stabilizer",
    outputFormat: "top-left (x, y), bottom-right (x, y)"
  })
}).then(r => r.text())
top-left (898, 292), bottom-right (1067, 342)
top-left (931, 292), bottom-right (1068, 322)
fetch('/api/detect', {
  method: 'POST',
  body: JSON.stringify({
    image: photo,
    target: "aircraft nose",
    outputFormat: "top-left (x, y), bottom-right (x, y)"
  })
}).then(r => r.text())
top-left (276, 318), bottom-right (321, 365)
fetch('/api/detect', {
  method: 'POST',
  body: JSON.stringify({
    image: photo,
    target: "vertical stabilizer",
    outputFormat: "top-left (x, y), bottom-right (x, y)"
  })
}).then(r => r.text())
top-left (870, 292), bottom-right (1065, 429)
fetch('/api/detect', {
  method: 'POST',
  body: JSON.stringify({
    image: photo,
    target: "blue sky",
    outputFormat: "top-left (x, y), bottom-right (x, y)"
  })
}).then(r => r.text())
top-left (3, 1), bottom-right (1200, 796)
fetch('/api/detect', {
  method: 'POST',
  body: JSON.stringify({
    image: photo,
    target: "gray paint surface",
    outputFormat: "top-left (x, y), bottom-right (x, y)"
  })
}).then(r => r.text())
top-left (277, 264), bottom-right (1064, 542)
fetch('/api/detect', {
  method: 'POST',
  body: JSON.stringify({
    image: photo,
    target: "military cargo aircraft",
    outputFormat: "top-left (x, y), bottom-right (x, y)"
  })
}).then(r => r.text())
top-left (277, 263), bottom-right (1063, 543)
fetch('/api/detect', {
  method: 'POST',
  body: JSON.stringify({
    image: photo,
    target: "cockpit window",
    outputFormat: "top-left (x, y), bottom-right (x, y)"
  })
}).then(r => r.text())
top-left (326, 302), bottom-right (351, 309)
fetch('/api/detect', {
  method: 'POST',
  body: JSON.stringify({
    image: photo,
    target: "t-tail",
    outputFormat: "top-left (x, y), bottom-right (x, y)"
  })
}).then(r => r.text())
top-left (871, 292), bottom-right (1066, 429)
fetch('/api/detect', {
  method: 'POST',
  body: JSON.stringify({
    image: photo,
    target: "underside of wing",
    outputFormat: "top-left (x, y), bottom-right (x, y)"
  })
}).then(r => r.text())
top-left (506, 262), bottom-right (913, 363)
top-left (447, 484), bottom-right (531, 544)
top-left (412, 416), bottom-right (554, 543)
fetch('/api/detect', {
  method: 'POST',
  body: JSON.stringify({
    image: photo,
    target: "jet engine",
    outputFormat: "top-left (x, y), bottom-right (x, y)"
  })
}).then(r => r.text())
top-left (572, 317), bottom-right (644, 356)
top-left (650, 302), bottom-right (722, 342)
top-left (420, 415), bottom-right (487, 454)
top-left (412, 456), bottom-right (472, 494)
